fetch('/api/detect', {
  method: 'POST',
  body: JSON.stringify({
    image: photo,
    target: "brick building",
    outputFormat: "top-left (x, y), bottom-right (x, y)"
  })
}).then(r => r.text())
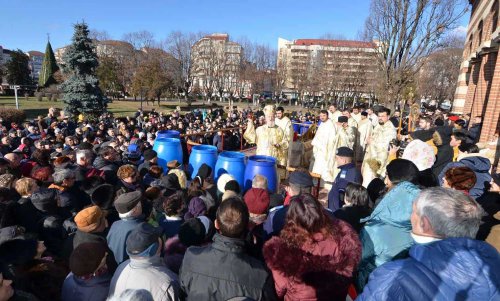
top-left (453, 0), bottom-right (499, 144)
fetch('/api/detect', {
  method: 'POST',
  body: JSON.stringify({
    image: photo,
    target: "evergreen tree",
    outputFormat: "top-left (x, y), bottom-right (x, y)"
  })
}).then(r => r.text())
top-left (38, 41), bottom-right (59, 88)
top-left (61, 22), bottom-right (107, 118)
top-left (6, 50), bottom-right (32, 86)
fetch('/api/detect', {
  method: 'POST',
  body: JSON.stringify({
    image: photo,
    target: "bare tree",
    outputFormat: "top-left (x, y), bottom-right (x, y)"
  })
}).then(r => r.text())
top-left (89, 29), bottom-right (111, 41)
top-left (363, 0), bottom-right (468, 110)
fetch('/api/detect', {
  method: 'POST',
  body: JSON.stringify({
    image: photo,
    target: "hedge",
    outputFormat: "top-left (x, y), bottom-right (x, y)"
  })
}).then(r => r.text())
top-left (0, 108), bottom-right (26, 125)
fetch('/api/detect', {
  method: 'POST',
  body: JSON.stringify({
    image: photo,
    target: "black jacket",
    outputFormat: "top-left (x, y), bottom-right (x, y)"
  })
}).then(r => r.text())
top-left (179, 233), bottom-right (277, 301)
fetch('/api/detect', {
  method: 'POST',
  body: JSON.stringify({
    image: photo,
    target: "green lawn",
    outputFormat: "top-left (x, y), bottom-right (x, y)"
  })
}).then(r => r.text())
top-left (0, 96), bottom-right (182, 120)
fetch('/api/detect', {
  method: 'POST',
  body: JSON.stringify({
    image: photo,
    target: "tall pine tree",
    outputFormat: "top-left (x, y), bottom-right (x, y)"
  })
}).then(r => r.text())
top-left (61, 22), bottom-right (107, 118)
top-left (38, 41), bottom-right (59, 88)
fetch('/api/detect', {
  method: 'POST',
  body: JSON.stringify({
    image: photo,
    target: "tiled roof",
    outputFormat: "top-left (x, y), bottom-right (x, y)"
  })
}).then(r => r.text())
top-left (27, 51), bottom-right (44, 56)
top-left (294, 39), bottom-right (376, 48)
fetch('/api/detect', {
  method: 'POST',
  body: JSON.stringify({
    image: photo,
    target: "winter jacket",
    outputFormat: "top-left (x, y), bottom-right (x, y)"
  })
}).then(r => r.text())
top-left (106, 217), bottom-right (144, 264)
top-left (431, 126), bottom-right (454, 178)
top-left (263, 219), bottom-right (361, 301)
top-left (468, 123), bottom-right (481, 143)
top-left (109, 256), bottom-right (179, 301)
top-left (438, 155), bottom-right (492, 199)
top-left (328, 162), bottom-right (362, 211)
top-left (356, 181), bottom-right (420, 290)
top-left (333, 205), bottom-right (371, 233)
top-left (62, 272), bottom-right (112, 301)
top-left (179, 233), bottom-right (277, 301)
top-left (357, 238), bottom-right (500, 301)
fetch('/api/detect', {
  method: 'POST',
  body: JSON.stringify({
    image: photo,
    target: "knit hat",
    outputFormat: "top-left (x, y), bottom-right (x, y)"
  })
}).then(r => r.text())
top-left (338, 116), bottom-right (348, 123)
top-left (445, 167), bottom-right (477, 191)
top-left (244, 188), bottom-right (270, 215)
top-left (74, 206), bottom-right (106, 233)
top-left (114, 191), bottom-right (143, 214)
top-left (184, 197), bottom-right (207, 219)
top-left (217, 173), bottom-right (236, 193)
top-left (402, 140), bottom-right (435, 171)
top-left (126, 223), bottom-right (161, 257)
top-left (386, 159), bottom-right (419, 185)
top-left (143, 149), bottom-right (157, 161)
top-left (196, 163), bottom-right (212, 182)
top-left (224, 180), bottom-right (240, 194)
top-left (69, 242), bottom-right (107, 277)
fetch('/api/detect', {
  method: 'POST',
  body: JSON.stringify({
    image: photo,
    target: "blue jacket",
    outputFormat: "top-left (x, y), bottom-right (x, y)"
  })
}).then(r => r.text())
top-left (328, 162), bottom-right (362, 211)
top-left (61, 272), bottom-right (111, 301)
top-left (106, 217), bottom-right (143, 264)
top-left (357, 182), bottom-right (421, 289)
top-left (438, 156), bottom-right (492, 199)
top-left (357, 238), bottom-right (500, 301)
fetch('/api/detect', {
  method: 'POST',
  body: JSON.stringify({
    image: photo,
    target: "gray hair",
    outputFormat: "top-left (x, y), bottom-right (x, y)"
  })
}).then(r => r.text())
top-left (252, 174), bottom-right (268, 190)
top-left (76, 150), bottom-right (93, 164)
top-left (52, 169), bottom-right (75, 185)
top-left (414, 187), bottom-right (484, 239)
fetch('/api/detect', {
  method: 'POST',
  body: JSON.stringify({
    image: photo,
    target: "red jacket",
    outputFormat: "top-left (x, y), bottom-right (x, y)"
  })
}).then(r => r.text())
top-left (263, 218), bottom-right (361, 301)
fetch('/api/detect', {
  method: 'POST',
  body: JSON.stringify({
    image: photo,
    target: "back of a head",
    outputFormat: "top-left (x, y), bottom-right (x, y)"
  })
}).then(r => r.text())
top-left (386, 159), bottom-right (419, 185)
top-left (444, 166), bottom-right (477, 192)
top-left (345, 183), bottom-right (371, 208)
top-left (415, 187), bottom-right (484, 238)
top-left (216, 197), bottom-right (249, 238)
top-left (284, 194), bottom-right (329, 238)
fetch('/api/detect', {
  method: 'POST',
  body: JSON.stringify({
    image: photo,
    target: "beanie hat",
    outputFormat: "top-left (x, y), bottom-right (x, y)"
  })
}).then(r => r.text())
top-left (386, 159), bottom-right (419, 185)
top-left (224, 180), bottom-right (240, 194)
top-left (244, 188), bottom-right (270, 215)
top-left (74, 206), bottom-right (106, 233)
top-left (445, 167), bottom-right (477, 191)
top-left (217, 173), bottom-right (236, 193)
top-left (69, 242), bottom-right (107, 277)
top-left (184, 197), bottom-right (207, 219)
top-left (178, 218), bottom-right (206, 247)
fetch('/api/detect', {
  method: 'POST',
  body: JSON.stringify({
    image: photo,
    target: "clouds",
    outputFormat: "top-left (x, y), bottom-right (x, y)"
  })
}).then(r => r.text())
top-left (452, 25), bottom-right (468, 36)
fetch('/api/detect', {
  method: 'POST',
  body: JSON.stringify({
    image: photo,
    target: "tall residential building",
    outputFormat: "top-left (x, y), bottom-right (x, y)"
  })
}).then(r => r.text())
top-left (26, 50), bottom-right (44, 82)
top-left (1, 47), bottom-right (12, 87)
top-left (277, 38), bottom-right (379, 100)
top-left (191, 33), bottom-right (245, 97)
top-left (453, 0), bottom-right (499, 144)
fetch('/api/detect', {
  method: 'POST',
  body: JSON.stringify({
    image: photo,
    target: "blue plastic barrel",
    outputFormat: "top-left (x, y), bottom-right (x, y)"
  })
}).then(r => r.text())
top-left (156, 130), bottom-right (180, 139)
top-left (188, 145), bottom-right (218, 179)
top-left (153, 138), bottom-right (183, 174)
top-left (244, 155), bottom-right (279, 193)
top-left (214, 151), bottom-right (246, 189)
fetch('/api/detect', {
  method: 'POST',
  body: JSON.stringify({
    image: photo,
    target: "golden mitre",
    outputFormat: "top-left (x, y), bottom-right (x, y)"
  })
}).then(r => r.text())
top-left (263, 105), bottom-right (276, 117)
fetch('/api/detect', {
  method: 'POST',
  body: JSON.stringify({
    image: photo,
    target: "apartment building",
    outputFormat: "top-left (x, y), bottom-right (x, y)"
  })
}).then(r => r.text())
top-left (26, 50), bottom-right (44, 82)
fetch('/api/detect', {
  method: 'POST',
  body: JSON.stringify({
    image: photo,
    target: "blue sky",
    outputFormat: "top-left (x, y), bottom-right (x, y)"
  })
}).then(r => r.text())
top-left (0, 0), bottom-right (470, 52)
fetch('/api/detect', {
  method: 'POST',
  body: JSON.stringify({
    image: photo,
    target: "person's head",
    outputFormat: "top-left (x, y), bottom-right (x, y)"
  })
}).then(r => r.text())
top-left (115, 191), bottom-right (143, 219)
top-left (276, 107), bottom-right (284, 120)
top-left (352, 107), bottom-right (360, 114)
top-left (385, 159), bottom-right (419, 188)
top-left (252, 174), bottom-right (268, 190)
top-left (458, 143), bottom-right (479, 154)
top-left (367, 108), bottom-right (374, 115)
top-left (52, 169), bottom-right (75, 188)
top-left (286, 170), bottom-right (313, 197)
top-left (342, 109), bottom-right (351, 118)
top-left (344, 183), bottom-right (370, 208)
top-left (168, 169), bottom-right (187, 189)
top-left (0, 174), bottom-right (16, 189)
top-left (143, 149), bottom-right (158, 164)
top-left (281, 193), bottom-right (332, 246)
top-left (361, 111), bottom-right (368, 120)
top-left (263, 105), bottom-right (276, 125)
top-left (99, 146), bottom-right (119, 162)
top-left (75, 149), bottom-right (93, 167)
top-left (15, 177), bottom-right (38, 197)
top-left (74, 205), bottom-right (108, 233)
top-left (411, 187), bottom-right (484, 239)
top-left (335, 147), bottom-right (354, 167)
top-left (419, 116), bottom-right (432, 130)
top-left (450, 131), bottom-right (468, 147)
top-left (117, 164), bottom-right (138, 184)
top-left (443, 167), bottom-right (476, 192)
top-left (163, 191), bottom-right (185, 217)
top-left (337, 116), bottom-right (348, 127)
top-left (328, 104), bottom-right (337, 113)
top-left (126, 223), bottom-right (162, 258)
top-left (215, 197), bottom-right (249, 238)
top-left (474, 116), bottom-right (482, 125)
top-left (3, 153), bottom-right (20, 169)
top-left (319, 110), bottom-right (329, 122)
top-left (377, 107), bottom-right (391, 125)
top-left (0, 273), bottom-right (14, 301)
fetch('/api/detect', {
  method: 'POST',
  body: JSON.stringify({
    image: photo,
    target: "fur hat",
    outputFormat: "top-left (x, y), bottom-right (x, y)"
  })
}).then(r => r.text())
top-left (445, 167), bottom-right (477, 191)
top-left (386, 159), bottom-right (419, 185)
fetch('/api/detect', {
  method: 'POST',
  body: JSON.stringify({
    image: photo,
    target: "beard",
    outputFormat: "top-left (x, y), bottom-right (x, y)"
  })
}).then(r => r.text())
top-left (378, 120), bottom-right (385, 125)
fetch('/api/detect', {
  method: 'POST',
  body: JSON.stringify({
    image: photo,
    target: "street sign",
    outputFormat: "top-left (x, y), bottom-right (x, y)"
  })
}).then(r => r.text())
top-left (9, 85), bottom-right (20, 109)
top-left (9, 85), bottom-right (20, 89)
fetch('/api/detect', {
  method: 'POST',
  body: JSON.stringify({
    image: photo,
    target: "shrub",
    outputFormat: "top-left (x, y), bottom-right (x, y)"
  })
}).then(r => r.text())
top-left (0, 108), bottom-right (26, 124)
top-left (45, 93), bottom-right (52, 101)
top-left (52, 94), bottom-right (58, 101)
top-left (35, 92), bottom-right (43, 102)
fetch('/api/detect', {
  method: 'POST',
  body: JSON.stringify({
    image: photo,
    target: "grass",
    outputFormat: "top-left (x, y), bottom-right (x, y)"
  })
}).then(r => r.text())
top-left (0, 96), bottom-right (186, 120)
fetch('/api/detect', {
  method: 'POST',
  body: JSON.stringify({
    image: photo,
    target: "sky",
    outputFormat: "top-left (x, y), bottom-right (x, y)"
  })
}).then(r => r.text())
top-left (0, 0), bottom-right (470, 52)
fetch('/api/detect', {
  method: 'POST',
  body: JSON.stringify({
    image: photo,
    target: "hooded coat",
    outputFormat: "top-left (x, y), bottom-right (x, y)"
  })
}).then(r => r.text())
top-left (263, 218), bottom-right (361, 301)
top-left (357, 238), bottom-right (500, 301)
top-left (356, 181), bottom-right (421, 290)
top-left (438, 155), bottom-right (492, 199)
top-left (431, 126), bottom-right (454, 179)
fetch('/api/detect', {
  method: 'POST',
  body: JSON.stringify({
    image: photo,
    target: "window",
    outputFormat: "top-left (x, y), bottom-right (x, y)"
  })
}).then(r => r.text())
top-left (492, 0), bottom-right (499, 33)
top-left (477, 20), bottom-right (483, 45)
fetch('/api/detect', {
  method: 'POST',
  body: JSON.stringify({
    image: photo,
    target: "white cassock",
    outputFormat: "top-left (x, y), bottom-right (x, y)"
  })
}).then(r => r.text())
top-left (329, 111), bottom-right (342, 123)
top-left (275, 116), bottom-right (294, 166)
top-left (356, 118), bottom-right (372, 162)
top-left (351, 112), bottom-right (362, 125)
top-left (310, 119), bottom-right (336, 180)
top-left (362, 121), bottom-right (397, 186)
top-left (325, 125), bottom-right (357, 181)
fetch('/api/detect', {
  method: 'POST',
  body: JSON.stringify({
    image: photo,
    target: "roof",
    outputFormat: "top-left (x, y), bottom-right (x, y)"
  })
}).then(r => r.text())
top-left (204, 33), bottom-right (229, 41)
top-left (294, 39), bottom-right (376, 48)
top-left (98, 40), bottom-right (134, 48)
top-left (27, 50), bottom-right (44, 56)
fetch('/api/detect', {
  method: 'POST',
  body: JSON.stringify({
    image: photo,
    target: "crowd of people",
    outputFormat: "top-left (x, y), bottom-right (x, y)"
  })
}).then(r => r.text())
top-left (0, 102), bottom-right (498, 301)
